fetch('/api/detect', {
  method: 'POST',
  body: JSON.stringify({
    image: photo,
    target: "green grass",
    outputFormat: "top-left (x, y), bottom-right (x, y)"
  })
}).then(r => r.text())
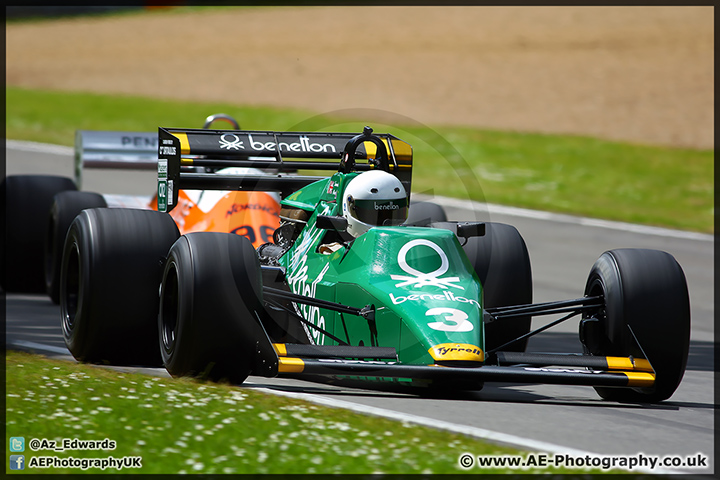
top-left (6, 350), bottom-right (610, 475)
top-left (6, 86), bottom-right (713, 233)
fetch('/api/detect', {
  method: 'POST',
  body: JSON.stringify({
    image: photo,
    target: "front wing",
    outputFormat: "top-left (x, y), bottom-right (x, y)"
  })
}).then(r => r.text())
top-left (271, 345), bottom-right (655, 389)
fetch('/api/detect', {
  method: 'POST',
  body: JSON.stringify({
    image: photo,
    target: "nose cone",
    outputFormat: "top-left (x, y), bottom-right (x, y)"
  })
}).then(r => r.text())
top-left (429, 343), bottom-right (484, 364)
top-left (344, 227), bottom-right (484, 365)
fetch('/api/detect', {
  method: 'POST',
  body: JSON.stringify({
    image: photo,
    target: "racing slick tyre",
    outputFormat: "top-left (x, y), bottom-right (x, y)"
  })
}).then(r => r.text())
top-left (583, 249), bottom-right (690, 403)
top-left (405, 201), bottom-right (447, 226)
top-left (464, 222), bottom-right (533, 353)
top-left (45, 191), bottom-right (108, 304)
top-left (1, 175), bottom-right (77, 293)
top-left (61, 208), bottom-right (180, 366)
top-left (159, 232), bottom-right (265, 385)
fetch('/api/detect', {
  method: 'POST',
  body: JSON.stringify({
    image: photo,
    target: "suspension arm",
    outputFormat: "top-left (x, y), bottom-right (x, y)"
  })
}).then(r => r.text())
top-left (485, 296), bottom-right (603, 318)
top-left (263, 286), bottom-right (375, 320)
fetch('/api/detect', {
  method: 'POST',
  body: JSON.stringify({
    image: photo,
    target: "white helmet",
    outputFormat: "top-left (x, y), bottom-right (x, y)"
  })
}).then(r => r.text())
top-left (342, 170), bottom-right (408, 238)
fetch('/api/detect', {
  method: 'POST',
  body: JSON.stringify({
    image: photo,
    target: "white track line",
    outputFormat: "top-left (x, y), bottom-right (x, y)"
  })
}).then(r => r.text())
top-left (415, 194), bottom-right (713, 242)
top-left (7, 139), bottom-right (712, 242)
top-left (10, 339), bottom-right (74, 356)
top-left (6, 139), bottom-right (73, 156)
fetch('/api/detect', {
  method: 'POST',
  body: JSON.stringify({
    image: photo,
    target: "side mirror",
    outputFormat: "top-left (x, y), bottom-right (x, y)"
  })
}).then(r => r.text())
top-left (316, 215), bottom-right (348, 232)
top-left (456, 222), bottom-right (485, 239)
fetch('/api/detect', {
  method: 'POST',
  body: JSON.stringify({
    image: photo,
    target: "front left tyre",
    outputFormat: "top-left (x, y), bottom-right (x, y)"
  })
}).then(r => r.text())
top-left (159, 232), bottom-right (267, 385)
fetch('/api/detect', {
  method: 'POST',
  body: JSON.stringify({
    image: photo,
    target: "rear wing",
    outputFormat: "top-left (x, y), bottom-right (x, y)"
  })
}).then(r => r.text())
top-left (73, 114), bottom-right (241, 189)
top-left (157, 127), bottom-right (413, 213)
top-left (74, 130), bottom-right (157, 189)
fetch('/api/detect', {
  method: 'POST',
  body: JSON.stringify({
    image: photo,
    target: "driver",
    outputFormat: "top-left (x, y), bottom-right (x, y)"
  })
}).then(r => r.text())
top-left (342, 170), bottom-right (409, 238)
top-left (320, 170), bottom-right (408, 254)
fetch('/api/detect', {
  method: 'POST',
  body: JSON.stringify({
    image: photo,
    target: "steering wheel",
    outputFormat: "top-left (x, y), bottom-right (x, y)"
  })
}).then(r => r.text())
top-left (339, 126), bottom-right (390, 173)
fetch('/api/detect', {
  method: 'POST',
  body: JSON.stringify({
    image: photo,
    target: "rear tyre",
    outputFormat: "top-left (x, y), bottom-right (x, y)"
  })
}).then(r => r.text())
top-left (463, 223), bottom-right (533, 352)
top-left (583, 249), bottom-right (690, 403)
top-left (159, 232), bottom-right (265, 385)
top-left (2, 175), bottom-right (76, 292)
top-left (405, 201), bottom-right (447, 226)
top-left (60, 208), bottom-right (180, 366)
top-left (45, 191), bottom-right (108, 304)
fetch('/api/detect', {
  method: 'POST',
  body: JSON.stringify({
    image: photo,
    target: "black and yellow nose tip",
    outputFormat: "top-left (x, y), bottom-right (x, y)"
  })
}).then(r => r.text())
top-left (429, 343), bottom-right (484, 363)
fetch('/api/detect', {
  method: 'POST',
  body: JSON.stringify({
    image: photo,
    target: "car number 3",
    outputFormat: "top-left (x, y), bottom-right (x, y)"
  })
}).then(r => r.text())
top-left (426, 308), bottom-right (473, 332)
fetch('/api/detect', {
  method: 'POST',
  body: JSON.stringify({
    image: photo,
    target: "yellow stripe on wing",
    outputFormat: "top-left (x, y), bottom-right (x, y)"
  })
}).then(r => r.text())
top-left (631, 358), bottom-right (653, 372)
top-left (389, 138), bottom-right (413, 166)
top-left (606, 357), bottom-right (634, 370)
top-left (171, 132), bottom-right (190, 155)
top-left (606, 356), bottom-right (654, 372)
top-left (278, 357), bottom-right (305, 373)
top-left (363, 139), bottom-right (413, 167)
top-left (623, 371), bottom-right (656, 387)
top-left (364, 141), bottom-right (377, 159)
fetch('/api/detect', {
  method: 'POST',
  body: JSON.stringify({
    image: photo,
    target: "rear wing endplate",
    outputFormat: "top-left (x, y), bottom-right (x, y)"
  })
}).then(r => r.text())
top-left (74, 130), bottom-right (158, 189)
top-left (157, 127), bottom-right (413, 213)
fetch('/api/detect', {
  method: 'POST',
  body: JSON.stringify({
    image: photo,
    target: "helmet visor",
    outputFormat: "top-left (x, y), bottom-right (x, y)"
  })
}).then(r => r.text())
top-left (348, 197), bottom-right (409, 227)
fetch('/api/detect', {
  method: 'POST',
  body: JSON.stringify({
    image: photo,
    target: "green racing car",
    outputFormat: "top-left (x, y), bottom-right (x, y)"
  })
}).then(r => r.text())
top-left (60, 125), bottom-right (690, 403)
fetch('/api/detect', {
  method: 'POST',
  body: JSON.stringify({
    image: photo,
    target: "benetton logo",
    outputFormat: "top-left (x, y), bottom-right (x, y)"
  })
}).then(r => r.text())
top-left (218, 134), bottom-right (337, 153)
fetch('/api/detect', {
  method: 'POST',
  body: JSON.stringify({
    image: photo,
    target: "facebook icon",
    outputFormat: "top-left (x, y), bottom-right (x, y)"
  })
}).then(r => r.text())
top-left (10, 455), bottom-right (25, 470)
